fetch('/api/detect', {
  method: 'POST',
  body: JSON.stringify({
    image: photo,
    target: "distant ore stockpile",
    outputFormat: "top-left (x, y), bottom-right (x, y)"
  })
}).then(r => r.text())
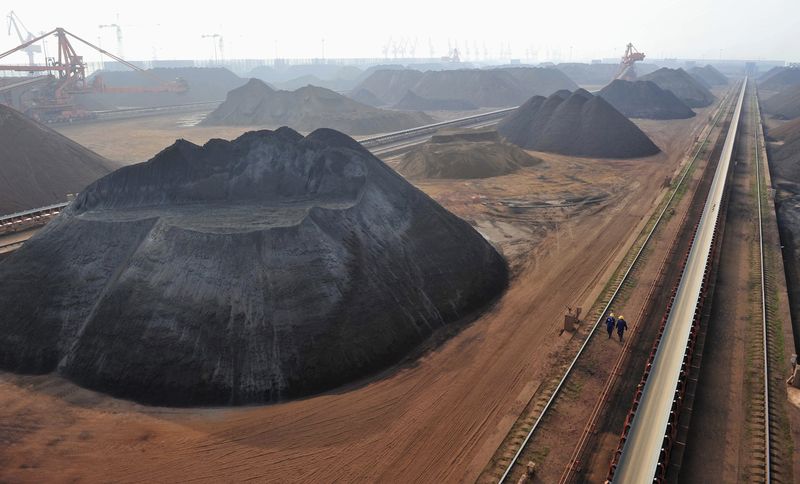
top-left (0, 127), bottom-right (508, 406)
top-left (200, 78), bottom-right (432, 135)
top-left (0, 104), bottom-right (113, 214)
top-left (598, 79), bottom-right (695, 120)
top-left (498, 89), bottom-right (661, 158)
top-left (640, 67), bottom-right (716, 108)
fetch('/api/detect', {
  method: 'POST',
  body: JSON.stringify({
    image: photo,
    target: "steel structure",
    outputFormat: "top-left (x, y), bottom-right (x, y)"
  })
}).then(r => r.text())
top-left (496, 82), bottom-right (737, 484)
top-left (616, 43), bottom-right (646, 81)
top-left (608, 78), bottom-right (747, 483)
top-left (0, 27), bottom-right (187, 121)
top-left (6, 11), bottom-right (40, 67)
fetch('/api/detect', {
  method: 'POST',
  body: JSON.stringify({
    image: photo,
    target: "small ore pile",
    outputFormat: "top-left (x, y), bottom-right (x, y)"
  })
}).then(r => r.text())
top-left (0, 104), bottom-right (112, 214)
top-left (0, 127), bottom-right (508, 406)
top-left (598, 79), bottom-right (695, 120)
top-left (763, 83), bottom-right (800, 120)
top-left (393, 90), bottom-right (478, 111)
top-left (640, 67), bottom-right (716, 108)
top-left (398, 130), bottom-right (541, 179)
top-left (498, 89), bottom-right (661, 158)
top-left (201, 79), bottom-right (431, 135)
top-left (687, 65), bottom-right (729, 87)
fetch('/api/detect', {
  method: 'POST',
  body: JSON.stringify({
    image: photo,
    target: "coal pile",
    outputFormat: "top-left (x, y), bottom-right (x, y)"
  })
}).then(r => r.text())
top-left (200, 79), bottom-right (432, 135)
top-left (352, 67), bottom-right (577, 107)
top-left (498, 89), bottom-right (661, 158)
top-left (598, 79), bottom-right (695, 119)
top-left (763, 84), bottom-right (800, 120)
top-left (393, 90), bottom-right (478, 111)
top-left (0, 104), bottom-right (112, 214)
top-left (0, 127), bottom-right (508, 406)
top-left (759, 67), bottom-right (800, 91)
top-left (640, 68), bottom-right (716, 108)
top-left (398, 130), bottom-right (541, 179)
top-left (688, 65), bottom-right (728, 87)
top-left (76, 67), bottom-right (247, 109)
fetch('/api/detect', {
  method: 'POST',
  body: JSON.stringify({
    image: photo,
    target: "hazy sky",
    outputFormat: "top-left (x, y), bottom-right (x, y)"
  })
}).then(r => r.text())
top-left (2, 0), bottom-right (798, 64)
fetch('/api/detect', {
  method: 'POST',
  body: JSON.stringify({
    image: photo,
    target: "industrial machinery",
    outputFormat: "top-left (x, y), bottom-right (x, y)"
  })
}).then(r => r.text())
top-left (615, 42), bottom-right (645, 80)
top-left (6, 11), bottom-right (40, 69)
top-left (0, 27), bottom-right (187, 122)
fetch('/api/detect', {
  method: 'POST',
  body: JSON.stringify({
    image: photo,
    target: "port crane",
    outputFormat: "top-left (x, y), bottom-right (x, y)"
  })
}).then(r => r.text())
top-left (0, 27), bottom-right (187, 122)
top-left (615, 43), bottom-right (645, 80)
top-left (6, 11), bottom-right (40, 68)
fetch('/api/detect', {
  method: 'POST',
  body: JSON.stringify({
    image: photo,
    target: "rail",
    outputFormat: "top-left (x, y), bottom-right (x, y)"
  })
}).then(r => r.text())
top-left (0, 202), bottom-right (68, 227)
top-left (608, 78), bottom-right (747, 483)
top-left (358, 107), bottom-right (515, 147)
top-left (753, 83), bottom-right (771, 483)
top-left (497, 82), bottom-right (739, 483)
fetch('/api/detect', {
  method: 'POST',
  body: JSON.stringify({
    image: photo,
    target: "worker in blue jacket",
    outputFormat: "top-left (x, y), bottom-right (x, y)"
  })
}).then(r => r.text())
top-left (605, 312), bottom-right (616, 339)
top-left (616, 315), bottom-right (629, 342)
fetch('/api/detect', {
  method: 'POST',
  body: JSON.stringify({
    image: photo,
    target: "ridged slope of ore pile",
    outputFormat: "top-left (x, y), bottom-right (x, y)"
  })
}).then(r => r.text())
top-left (200, 79), bottom-right (432, 135)
top-left (640, 67), bottom-right (716, 108)
top-left (0, 127), bottom-right (508, 406)
top-left (598, 79), bottom-right (695, 119)
top-left (0, 104), bottom-right (112, 214)
top-left (688, 65), bottom-right (729, 87)
top-left (398, 130), bottom-right (541, 179)
top-left (763, 84), bottom-right (800, 120)
top-left (498, 89), bottom-right (661, 158)
top-left (393, 90), bottom-right (478, 111)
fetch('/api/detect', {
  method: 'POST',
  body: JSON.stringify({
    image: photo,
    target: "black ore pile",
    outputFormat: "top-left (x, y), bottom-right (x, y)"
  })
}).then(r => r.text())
top-left (498, 89), bottom-right (661, 158)
top-left (0, 127), bottom-right (508, 406)
top-left (0, 104), bottom-right (113, 214)
top-left (598, 80), bottom-right (695, 120)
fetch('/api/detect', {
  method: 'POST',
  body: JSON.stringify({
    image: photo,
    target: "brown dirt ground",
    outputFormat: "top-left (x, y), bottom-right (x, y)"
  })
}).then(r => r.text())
top-left (0, 107), bottom-right (709, 483)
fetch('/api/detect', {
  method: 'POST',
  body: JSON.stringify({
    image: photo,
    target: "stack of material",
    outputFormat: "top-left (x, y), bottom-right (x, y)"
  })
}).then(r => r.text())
top-left (640, 67), bottom-right (716, 108)
top-left (0, 104), bottom-right (113, 214)
top-left (0, 127), bottom-right (508, 406)
top-left (498, 89), bottom-right (661, 158)
top-left (201, 79), bottom-right (432, 135)
top-left (398, 129), bottom-right (541, 179)
top-left (598, 79), bottom-right (695, 120)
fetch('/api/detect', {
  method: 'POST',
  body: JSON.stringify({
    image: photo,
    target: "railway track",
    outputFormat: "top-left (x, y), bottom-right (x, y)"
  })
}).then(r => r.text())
top-left (492, 83), bottom-right (739, 483)
top-left (752, 83), bottom-right (789, 483)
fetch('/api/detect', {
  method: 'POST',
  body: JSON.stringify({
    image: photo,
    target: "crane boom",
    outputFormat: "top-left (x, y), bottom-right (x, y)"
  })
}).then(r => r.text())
top-left (6, 11), bottom-right (41, 67)
top-left (615, 42), bottom-right (646, 81)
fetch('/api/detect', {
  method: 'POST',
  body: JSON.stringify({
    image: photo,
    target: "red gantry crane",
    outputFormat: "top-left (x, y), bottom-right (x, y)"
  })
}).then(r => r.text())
top-left (615, 43), bottom-right (645, 81)
top-left (0, 27), bottom-right (187, 122)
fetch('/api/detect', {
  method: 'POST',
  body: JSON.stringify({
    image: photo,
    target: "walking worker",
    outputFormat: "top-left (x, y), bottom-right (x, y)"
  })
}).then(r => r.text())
top-left (616, 315), bottom-right (629, 342)
top-left (605, 312), bottom-right (616, 339)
